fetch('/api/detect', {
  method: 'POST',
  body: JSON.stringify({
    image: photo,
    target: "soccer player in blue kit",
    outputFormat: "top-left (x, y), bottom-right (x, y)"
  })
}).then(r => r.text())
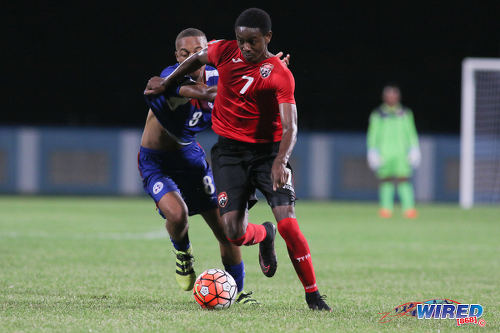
top-left (138, 28), bottom-right (257, 304)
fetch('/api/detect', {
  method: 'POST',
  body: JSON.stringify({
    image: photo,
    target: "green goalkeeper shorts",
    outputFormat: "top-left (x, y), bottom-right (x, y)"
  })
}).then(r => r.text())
top-left (377, 154), bottom-right (411, 178)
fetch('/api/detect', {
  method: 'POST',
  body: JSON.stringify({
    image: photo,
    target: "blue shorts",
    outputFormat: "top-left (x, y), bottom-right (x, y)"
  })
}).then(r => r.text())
top-left (138, 143), bottom-right (217, 217)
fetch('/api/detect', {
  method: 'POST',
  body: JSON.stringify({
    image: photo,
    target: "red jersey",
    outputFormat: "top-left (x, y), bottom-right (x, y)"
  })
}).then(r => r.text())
top-left (207, 39), bottom-right (296, 143)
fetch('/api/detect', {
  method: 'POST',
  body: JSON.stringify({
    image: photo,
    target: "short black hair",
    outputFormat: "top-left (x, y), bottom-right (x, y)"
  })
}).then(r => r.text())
top-left (234, 8), bottom-right (272, 34)
top-left (383, 82), bottom-right (400, 91)
top-left (175, 28), bottom-right (206, 47)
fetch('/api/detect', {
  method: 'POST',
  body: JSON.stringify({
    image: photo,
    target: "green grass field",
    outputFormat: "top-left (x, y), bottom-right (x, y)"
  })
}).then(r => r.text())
top-left (1, 196), bottom-right (499, 332)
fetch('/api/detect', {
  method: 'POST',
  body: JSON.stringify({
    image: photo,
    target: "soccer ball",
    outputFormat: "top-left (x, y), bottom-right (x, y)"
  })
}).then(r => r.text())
top-left (193, 268), bottom-right (237, 309)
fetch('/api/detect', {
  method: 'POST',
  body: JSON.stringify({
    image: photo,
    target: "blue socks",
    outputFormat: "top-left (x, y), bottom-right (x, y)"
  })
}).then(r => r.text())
top-left (224, 261), bottom-right (245, 292)
top-left (170, 235), bottom-right (190, 252)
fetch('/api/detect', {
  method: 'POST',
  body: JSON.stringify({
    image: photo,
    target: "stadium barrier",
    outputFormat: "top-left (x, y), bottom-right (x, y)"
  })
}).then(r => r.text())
top-left (0, 127), bottom-right (459, 202)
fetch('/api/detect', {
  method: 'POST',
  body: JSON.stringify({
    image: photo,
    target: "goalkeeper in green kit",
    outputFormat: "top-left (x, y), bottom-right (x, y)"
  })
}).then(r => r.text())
top-left (367, 84), bottom-right (421, 219)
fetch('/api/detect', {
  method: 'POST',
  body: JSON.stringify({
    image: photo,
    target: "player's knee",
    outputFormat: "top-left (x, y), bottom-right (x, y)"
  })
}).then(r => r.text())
top-left (272, 205), bottom-right (295, 221)
top-left (222, 211), bottom-right (246, 241)
top-left (163, 206), bottom-right (188, 227)
top-left (225, 222), bottom-right (245, 243)
top-left (157, 192), bottom-right (189, 226)
top-left (212, 225), bottom-right (232, 245)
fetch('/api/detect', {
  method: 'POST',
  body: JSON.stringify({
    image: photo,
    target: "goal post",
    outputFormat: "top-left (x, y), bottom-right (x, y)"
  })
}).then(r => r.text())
top-left (460, 58), bottom-right (500, 208)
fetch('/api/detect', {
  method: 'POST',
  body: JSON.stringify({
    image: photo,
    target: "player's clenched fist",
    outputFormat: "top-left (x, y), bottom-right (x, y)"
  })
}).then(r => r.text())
top-left (271, 159), bottom-right (288, 191)
top-left (144, 76), bottom-right (166, 95)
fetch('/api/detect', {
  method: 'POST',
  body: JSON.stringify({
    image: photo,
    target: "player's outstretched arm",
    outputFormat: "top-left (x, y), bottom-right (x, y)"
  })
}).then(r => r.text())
top-left (272, 103), bottom-right (298, 190)
top-left (179, 83), bottom-right (217, 101)
top-left (144, 48), bottom-right (210, 95)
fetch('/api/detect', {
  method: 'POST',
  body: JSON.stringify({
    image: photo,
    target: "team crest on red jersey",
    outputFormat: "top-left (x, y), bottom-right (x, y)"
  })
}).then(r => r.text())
top-left (260, 63), bottom-right (274, 78)
top-left (218, 192), bottom-right (228, 208)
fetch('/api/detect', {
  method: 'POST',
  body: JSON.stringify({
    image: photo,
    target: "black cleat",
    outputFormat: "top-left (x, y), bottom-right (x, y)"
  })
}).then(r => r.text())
top-left (259, 222), bottom-right (277, 277)
top-left (306, 291), bottom-right (332, 312)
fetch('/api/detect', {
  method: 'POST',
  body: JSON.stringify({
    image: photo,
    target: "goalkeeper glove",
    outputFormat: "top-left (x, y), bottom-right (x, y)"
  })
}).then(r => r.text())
top-left (367, 148), bottom-right (382, 170)
top-left (408, 147), bottom-right (421, 168)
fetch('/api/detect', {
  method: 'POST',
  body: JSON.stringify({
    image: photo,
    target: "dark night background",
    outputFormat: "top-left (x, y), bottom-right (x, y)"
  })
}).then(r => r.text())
top-left (3, 1), bottom-right (500, 134)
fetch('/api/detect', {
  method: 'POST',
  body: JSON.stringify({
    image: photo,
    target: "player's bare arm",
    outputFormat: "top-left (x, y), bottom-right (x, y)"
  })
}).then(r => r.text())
top-left (145, 48), bottom-right (210, 95)
top-left (179, 83), bottom-right (217, 101)
top-left (272, 103), bottom-right (298, 190)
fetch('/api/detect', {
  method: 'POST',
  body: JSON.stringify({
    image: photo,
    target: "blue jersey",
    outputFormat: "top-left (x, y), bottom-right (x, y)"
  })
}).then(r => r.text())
top-left (144, 64), bottom-right (218, 145)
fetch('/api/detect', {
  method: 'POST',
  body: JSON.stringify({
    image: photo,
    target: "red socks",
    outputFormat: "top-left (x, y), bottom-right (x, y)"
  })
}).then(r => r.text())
top-left (277, 217), bottom-right (318, 293)
top-left (227, 223), bottom-right (266, 246)
top-left (227, 218), bottom-right (318, 293)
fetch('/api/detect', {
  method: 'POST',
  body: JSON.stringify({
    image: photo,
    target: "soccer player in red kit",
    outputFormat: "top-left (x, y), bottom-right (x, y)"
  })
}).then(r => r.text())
top-left (145, 8), bottom-right (331, 311)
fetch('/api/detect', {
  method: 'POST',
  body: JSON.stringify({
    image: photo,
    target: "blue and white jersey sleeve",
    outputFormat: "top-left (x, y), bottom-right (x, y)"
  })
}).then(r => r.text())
top-left (160, 65), bottom-right (197, 97)
top-left (205, 66), bottom-right (219, 87)
top-left (144, 64), bottom-right (219, 145)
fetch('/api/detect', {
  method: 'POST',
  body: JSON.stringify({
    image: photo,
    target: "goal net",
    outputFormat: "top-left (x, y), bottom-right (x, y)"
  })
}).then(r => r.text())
top-left (460, 58), bottom-right (500, 208)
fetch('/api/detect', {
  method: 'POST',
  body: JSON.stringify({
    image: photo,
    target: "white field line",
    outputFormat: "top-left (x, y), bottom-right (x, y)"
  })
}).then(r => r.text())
top-left (0, 230), bottom-right (167, 240)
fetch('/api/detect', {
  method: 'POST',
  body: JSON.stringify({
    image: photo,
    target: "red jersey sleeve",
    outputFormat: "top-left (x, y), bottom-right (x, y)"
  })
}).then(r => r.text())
top-left (207, 39), bottom-right (234, 67)
top-left (273, 64), bottom-right (296, 105)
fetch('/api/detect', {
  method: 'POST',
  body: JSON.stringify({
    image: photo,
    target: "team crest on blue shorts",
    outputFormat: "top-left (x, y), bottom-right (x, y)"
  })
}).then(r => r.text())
top-left (152, 181), bottom-right (163, 195)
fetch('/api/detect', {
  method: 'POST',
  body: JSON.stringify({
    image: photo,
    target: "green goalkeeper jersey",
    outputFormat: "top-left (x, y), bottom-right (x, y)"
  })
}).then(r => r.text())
top-left (367, 103), bottom-right (419, 157)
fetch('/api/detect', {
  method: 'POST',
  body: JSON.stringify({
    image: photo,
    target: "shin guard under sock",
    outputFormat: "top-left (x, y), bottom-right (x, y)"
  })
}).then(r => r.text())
top-left (277, 217), bottom-right (318, 293)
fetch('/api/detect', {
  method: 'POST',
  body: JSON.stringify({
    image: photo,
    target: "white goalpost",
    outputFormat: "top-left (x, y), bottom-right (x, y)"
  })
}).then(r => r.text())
top-left (460, 58), bottom-right (500, 208)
